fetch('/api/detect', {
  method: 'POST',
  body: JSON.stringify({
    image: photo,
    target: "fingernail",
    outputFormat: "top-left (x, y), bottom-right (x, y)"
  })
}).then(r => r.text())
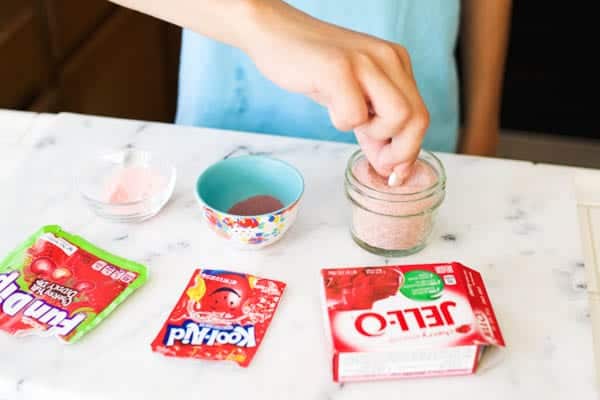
top-left (387, 172), bottom-right (399, 187)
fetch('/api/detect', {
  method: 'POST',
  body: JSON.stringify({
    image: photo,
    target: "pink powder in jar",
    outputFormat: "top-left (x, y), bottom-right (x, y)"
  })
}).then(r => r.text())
top-left (346, 151), bottom-right (445, 255)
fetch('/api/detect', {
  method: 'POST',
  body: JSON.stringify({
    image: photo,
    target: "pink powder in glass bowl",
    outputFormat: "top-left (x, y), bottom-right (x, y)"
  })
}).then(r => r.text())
top-left (77, 149), bottom-right (176, 222)
top-left (344, 150), bottom-right (446, 256)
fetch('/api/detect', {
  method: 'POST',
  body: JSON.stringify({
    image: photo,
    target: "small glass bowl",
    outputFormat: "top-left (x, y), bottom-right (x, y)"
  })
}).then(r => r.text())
top-left (76, 148), bottom-right (176, 223)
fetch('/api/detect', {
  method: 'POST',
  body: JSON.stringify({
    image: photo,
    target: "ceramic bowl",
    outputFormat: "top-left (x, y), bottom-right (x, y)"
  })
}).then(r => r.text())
top-left (195, 155), bottom-right (304, 248)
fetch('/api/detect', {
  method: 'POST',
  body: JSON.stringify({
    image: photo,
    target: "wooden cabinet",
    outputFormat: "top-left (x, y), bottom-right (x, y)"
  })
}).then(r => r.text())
top-left (45, 0), bottom-right (114, 63)
top-left (0, 1), bottom-right (180, 122)
top-left (0, 1), bottom-right (49, 109)
top-left (59, 8), bottom-right (174, 121)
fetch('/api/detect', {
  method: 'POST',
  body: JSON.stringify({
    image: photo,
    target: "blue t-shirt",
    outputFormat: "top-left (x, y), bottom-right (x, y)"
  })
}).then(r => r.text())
top-left (176, 0), bottom-right (460, 152)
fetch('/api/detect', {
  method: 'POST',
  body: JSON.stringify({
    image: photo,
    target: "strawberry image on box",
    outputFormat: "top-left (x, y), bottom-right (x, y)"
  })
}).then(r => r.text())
top-left (320, 262), bottom-right (505, 382)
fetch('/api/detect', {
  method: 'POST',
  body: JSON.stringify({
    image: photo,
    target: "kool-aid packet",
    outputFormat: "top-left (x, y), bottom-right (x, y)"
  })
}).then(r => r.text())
top-left (0, 225), bottom-right (148, 343)
top-left (151, 269), bottom-right (286, 367)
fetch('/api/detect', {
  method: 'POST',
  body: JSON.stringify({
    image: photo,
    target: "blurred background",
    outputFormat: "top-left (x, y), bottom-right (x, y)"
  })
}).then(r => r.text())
top-left (1, 1), bottom-right (598, 167)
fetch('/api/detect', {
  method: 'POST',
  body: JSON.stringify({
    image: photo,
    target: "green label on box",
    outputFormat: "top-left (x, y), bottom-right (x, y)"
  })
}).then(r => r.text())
top-left (400, 270), bottom-right (444, 301)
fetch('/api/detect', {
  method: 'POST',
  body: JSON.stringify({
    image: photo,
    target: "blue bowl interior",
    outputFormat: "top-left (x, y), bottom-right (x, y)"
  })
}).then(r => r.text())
top-left (197, 156), bottom-right (304, 215)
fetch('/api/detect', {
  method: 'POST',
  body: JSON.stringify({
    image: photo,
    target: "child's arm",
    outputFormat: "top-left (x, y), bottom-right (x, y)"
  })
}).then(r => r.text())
top-left (459, 0), bottom-right (513, 156)
top-left (108, 0), bottom-right (429, 183)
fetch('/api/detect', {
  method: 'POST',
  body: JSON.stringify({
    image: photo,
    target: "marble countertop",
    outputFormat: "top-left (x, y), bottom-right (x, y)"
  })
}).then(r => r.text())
top-left (0, 111), bottom-right (598, 399)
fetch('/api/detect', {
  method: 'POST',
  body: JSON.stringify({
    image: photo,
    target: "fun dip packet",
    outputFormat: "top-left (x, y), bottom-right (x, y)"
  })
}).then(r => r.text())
top-left (0, 225), bottom-right (148, 342)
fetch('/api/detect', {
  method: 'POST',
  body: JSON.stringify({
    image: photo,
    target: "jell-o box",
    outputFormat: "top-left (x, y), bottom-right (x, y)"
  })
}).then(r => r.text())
top-left (320, 262), bottom-right (505, 382)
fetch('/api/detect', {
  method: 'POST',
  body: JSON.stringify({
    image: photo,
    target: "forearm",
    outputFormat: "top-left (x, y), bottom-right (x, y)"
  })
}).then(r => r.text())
top-left (107, 0), bottom-right (269, 50)
top-left (108, 0), bottom-right (430, 178)
top-left (459, 0), bottom-right (512, 155)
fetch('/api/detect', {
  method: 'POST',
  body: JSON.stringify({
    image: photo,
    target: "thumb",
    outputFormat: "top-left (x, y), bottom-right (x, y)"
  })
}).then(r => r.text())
top-left (387, 162), bottom-right (414, 186)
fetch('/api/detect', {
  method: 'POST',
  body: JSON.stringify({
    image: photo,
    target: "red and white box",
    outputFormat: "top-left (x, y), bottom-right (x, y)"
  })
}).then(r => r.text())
top-left (320, 262), bottom-right (505, 382)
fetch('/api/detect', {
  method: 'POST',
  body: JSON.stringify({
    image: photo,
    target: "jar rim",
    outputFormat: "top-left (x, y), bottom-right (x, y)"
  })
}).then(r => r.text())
top-left (345, 149), bottom-right (446, 201)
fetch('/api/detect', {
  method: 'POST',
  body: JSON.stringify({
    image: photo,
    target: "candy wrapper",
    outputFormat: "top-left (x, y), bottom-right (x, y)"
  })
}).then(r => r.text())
top-left (0, 225), bottom-right (148, 343)
top-left (152, 269), bottom-right (286, 367)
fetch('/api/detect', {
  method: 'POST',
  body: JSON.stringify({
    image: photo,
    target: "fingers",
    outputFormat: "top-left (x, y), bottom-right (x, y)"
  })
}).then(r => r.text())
top-left (353, 44), bottom-right (430, 185)
top-left (377, 104), bottom-right (429, 185)
top-left (370, 42), bottom-right (414, 88)
top-left (319, 55), bottom-right (369, 132)
top-left (354, 55), bottom-right (413, 142)
top-left (354, 128), bottom-right (389, 176)
top-left (391, 44), bottom-right (415, 80)
top-left (312, 41), bottom-right (429, 187)
top-left (388, 162), bottom-right (414, 187)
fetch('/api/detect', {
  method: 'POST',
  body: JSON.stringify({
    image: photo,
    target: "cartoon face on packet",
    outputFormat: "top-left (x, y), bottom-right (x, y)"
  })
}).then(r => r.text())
top-left (202, 270), bottom-right (252, 317)
top-left (151, 269), bottom-right (287, 368)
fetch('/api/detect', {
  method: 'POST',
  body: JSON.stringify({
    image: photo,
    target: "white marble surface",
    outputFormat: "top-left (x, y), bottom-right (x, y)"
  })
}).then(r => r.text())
top-left (0, 112), bottom-right (597, 399)
top-left (0, 110), bottom-right (39, 146)
top-left (0, 111), bottom-right (57, 183)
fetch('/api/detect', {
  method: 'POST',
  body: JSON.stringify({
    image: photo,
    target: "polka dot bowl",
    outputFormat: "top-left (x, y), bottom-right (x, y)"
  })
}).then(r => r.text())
top-left (195, 156), bottom-right (304, 249)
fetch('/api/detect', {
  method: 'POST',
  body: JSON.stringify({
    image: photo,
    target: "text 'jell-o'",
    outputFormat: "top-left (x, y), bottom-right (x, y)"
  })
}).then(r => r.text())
top-left (320, 262), bottom-right (505, 382)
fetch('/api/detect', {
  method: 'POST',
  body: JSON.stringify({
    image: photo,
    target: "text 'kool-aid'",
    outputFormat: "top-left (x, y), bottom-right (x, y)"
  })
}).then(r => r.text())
top-left (151, 269), bottom-right (286, 367)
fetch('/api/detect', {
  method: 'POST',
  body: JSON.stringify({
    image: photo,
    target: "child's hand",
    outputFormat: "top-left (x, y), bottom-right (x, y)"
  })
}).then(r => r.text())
top-left (243, 0), bottom-right (430, 184)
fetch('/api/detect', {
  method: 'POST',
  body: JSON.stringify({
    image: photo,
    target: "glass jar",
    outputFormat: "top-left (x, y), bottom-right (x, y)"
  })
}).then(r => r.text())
top-left (344, 149), bottom-right (446, 257)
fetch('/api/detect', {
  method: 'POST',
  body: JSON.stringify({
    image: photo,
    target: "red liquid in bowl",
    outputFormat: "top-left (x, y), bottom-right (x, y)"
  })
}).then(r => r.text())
top-left (228, 195), bottom-right (284, 216)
